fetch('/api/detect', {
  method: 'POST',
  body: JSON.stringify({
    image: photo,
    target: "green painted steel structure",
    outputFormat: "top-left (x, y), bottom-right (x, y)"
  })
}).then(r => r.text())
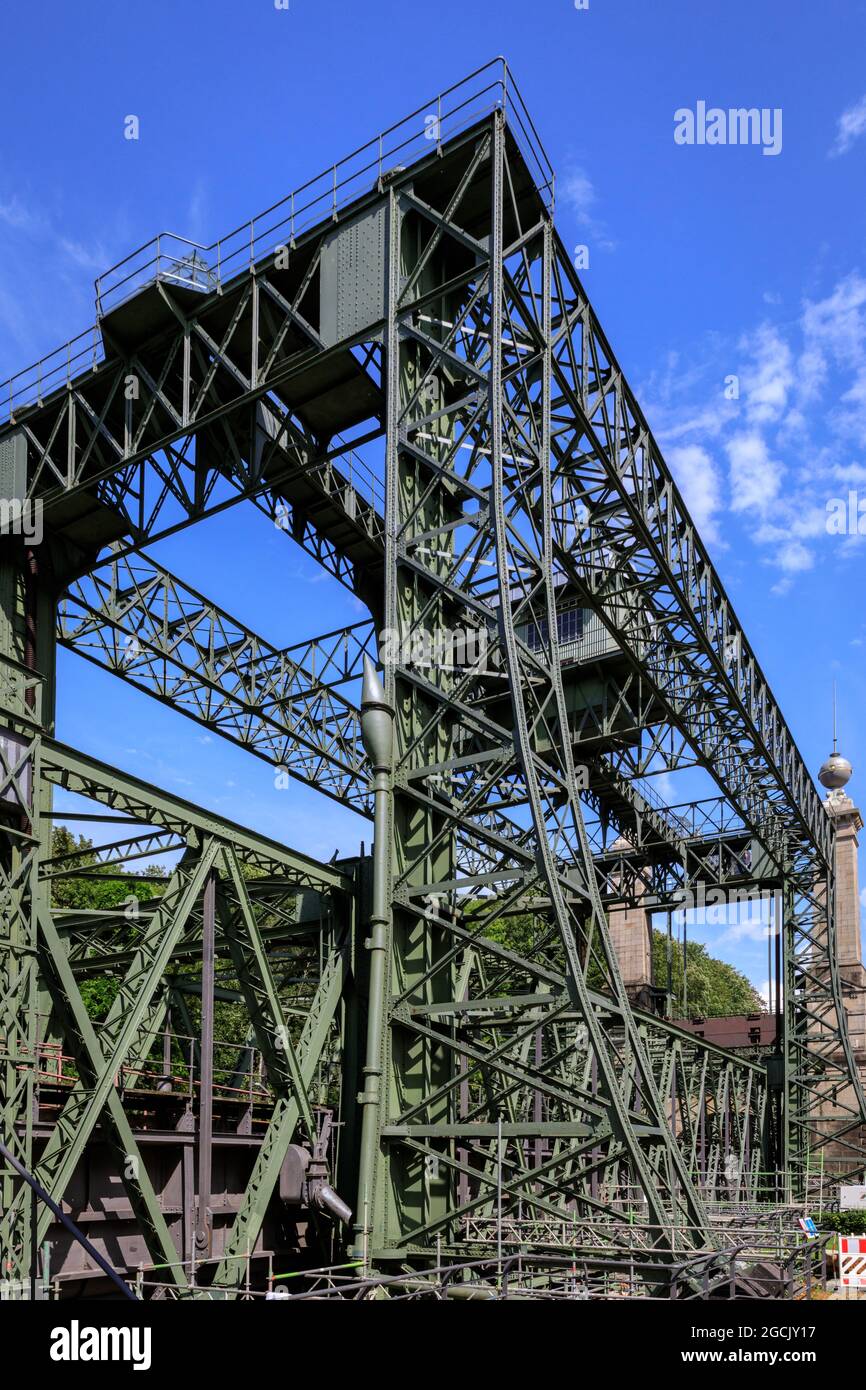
top-left (1, 60), bottom-right (864, 1294)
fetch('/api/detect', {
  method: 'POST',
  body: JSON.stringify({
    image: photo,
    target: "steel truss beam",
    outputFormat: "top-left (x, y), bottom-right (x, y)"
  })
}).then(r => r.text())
top-left (0, 107), bottom-right (827, 870)
top-left (535, 205), bottom-right (865, 1180)
top-left (376, 116), bottom-right (862, 1202)
top-left (40, 739), bottom-right (351, 893)
top-left (58, 550), bottom-right (373, 811)
top-left (344, 111), bottom-right (860, 1256)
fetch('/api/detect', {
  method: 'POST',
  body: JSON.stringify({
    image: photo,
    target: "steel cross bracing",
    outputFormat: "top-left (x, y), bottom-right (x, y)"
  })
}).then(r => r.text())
top-left (532, 215), bottom-right (864, 1183)
top-left (0, 657), bottom-right (42, 1281)
top-left (49, 540), bottom-right (778, 1238)
top-left (58, 550), bottom-right (374, 812)
top-left (1, 65), bottom-right (863, 1288)
top-left (0, 93), bottom-right (829, 875)
top-left (56, 549), bottom-right (760, 912)
top-left (0, 118), bottom-right (828, 869)
top-left (358, 114), bottom-right (862, 1212)
top-left (0, 701), bottom-right (354, 1288)
top-left (358, 114), bottom-right (728, 1260)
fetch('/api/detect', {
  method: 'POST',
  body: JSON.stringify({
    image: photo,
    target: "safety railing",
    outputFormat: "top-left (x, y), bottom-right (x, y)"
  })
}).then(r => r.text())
top-left (0, 322), bottom-right (105, 424)
top-left (94, 58), bottom-right (552, 319)
top-left (94, 237), bottom-right (216, 318)
top-left (628, 772), bottom-right (695, 839)
top-left (28, 1027), bottom-right (274, 1111)
top-left (0, 60), bottom-right (552, 423)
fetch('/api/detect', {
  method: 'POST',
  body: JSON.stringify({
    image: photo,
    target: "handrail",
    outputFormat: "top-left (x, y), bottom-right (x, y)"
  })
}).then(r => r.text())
top-left (0, 60), bottom-right (553, 423)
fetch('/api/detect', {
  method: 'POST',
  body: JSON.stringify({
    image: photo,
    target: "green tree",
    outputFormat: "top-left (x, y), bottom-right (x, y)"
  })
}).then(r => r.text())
top-left (651, 929), bottom-right (762, 1019)
top-left (468, 899), bottom-right (763, 1018)
top-left (49, 825), bottom-right (166, 1020)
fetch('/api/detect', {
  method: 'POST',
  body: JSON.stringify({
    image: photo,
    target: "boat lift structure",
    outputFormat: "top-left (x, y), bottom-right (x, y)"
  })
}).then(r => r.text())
top-left (1, 59), bottom-right (864, 1298)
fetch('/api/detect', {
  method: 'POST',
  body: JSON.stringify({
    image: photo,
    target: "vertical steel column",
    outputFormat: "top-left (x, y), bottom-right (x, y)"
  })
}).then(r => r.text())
top-left (354, 658), bottom-right (394, 1266)
top-left (496, 123), bottom-right (712, 1248)
top-left (781, 868), bottom-right (797, 1201)
top-left (196, 867), bottom-right (217, 1254)
top-left (357, 182), bottom-right (402, 1258)
top-left (0, 527), bottom-right (48, 1287)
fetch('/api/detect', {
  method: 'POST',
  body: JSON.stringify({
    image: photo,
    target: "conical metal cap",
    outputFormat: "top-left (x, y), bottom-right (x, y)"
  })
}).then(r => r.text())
top-left (360, 655), bottom-right (393, 769)
top-left (361, 654), bottom-right (388, 709)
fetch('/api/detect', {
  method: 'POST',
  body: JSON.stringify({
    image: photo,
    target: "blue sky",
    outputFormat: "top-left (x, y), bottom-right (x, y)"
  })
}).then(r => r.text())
top-left (2, 0), bottom-right (865, 994)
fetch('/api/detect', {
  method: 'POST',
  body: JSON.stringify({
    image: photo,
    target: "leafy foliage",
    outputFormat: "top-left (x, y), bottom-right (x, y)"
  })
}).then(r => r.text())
top-left (815, 1209), bottom-right (866, 1235)
top-left (651, 928), bottom-right (763, 1019)
top-left (463, 900), bottom-right (763, 1019)
top-left (49, 826), bottom-right (165, 1020)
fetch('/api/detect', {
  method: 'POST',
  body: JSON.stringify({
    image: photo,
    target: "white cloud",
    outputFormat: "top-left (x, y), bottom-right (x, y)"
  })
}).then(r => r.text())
top-left (187, 178), bottom-right (208, 239)
top-left (0, 195), bottom-right (45, 232)
top-left (668, 444), bottom-right (723, 541)
top-left (756, 505), bottom-right (827, 545)
top-left (659, 402), bottom-right (733, 443)
top-left (652, 771), bottom-right (676, 803)
top-left (0, 192), bottom-right (111, 289)
top-left (717, 917), bottom-right (773, 946)
top-left (740, 323), bottom-right (793, 426)
top-left (641, 269), bottom-right (866, 589)
top-left (774, 539), bottom-right (815, 573)
top-left (801, 273), bottom-right (866, 371)
top-left (726, 432), bottom-right (782, 514)
top-left (59, 237), bottom-right (108, 271)
top-left (795, 347), bottom-right (826, 405)
top-left (799, 275), bottom-right (866, 441)
top-left (561, 167), bottom-right (596, 219)
top-left (830, 94), bottom-right (866, 157)
top-left (832, 462), bottom-right (866, 484)
top-left (560, 166), bottom-right (616, 252)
